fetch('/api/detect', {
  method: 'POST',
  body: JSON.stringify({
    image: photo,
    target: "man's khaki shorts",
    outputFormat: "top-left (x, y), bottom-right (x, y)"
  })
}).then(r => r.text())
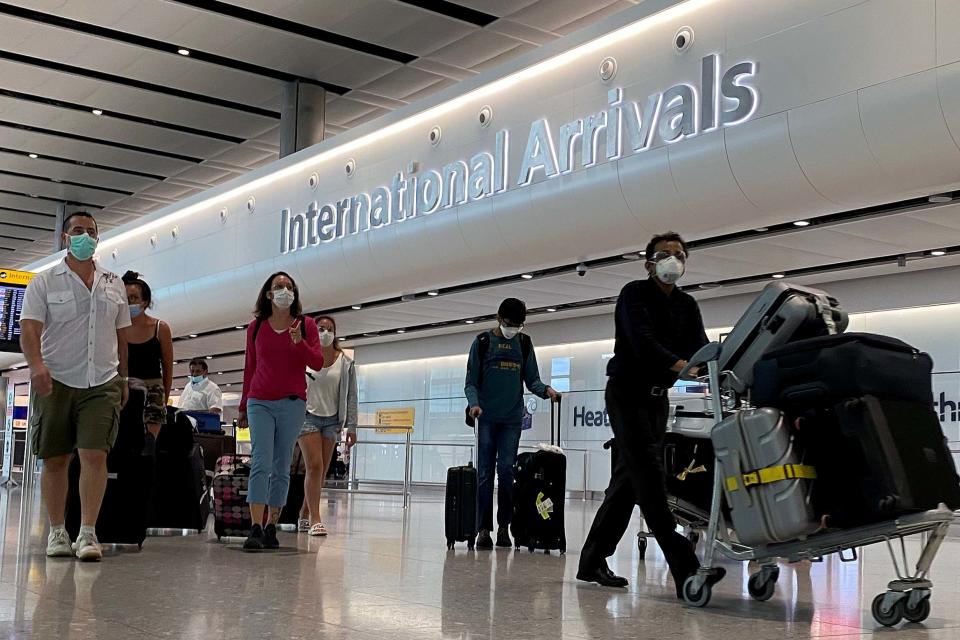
top-left (30, 376), bottom-right (123, 459)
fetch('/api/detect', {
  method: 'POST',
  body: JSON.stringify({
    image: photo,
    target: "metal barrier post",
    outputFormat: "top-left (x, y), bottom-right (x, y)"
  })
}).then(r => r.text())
top-left (402, 428), bottom-right (412, 508)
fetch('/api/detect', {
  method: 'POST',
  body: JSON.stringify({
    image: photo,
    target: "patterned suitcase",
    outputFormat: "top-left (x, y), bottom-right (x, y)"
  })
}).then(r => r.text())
top-left (212, 454), bottom-right (252, 540)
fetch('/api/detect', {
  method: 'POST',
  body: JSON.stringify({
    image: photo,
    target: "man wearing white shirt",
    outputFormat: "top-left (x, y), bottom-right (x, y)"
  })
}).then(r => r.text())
top-left (20, 212), bottom-right (131, 562)
top-left (177, 358), bottom-right (223, 414)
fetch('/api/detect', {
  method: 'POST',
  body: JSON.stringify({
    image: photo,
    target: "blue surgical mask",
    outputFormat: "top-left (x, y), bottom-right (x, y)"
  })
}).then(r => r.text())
top-left (128, 304), bottom-right (142, 319)
top-left (68, 232), bottom-right (97, 261)
top-left (189, 375), bottom-right (204, 385)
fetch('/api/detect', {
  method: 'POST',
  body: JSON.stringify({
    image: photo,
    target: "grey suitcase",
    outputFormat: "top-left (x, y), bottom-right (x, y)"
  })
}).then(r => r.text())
top-left (712, 408), bottom-right (819, 546)
top-left (717, 283), bottom-right (848, 394)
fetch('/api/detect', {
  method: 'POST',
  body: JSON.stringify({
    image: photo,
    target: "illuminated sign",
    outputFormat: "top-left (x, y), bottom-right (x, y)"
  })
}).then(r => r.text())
top-left (279, 55), bottom-right (757, 255)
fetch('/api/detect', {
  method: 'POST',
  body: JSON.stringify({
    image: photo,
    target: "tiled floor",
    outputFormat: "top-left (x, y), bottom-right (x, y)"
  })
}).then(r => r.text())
top-left (0, 486), bottom-right (957, 639)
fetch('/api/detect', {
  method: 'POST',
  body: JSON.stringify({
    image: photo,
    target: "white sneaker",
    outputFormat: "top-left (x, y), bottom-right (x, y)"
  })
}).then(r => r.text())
top-left (297, 518), bottom-right (310, 533)
top-left (46, 528), bottom-right (73, 558)
top-left (73, 530), bottom-right (102, 562)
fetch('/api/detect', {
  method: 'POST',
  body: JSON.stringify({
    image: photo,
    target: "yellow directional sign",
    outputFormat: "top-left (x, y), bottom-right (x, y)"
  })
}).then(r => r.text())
top-left (375, 408), bottom-right (415, 433)
top-left (0, 269), bottom-right (33, 286)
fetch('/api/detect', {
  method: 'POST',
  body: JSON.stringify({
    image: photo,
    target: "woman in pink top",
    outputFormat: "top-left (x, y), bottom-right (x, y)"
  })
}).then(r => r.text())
top-left (238, 271), bottom-right (323, 551)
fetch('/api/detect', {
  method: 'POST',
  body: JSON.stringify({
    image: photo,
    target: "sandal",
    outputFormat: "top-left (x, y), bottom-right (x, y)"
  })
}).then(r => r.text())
top-left (297, 518), bottom-right (310, 533)
top-left (308, 522), bottom-right (328, 537)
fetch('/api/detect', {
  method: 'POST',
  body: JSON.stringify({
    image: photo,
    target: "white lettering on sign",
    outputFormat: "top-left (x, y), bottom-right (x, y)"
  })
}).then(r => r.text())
top-left (280, 55), bottom-right (757, 255)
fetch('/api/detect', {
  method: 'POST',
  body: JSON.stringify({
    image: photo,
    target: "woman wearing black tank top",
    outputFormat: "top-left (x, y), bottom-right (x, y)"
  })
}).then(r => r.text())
top-left (123, 272), bottom-right (173, 439)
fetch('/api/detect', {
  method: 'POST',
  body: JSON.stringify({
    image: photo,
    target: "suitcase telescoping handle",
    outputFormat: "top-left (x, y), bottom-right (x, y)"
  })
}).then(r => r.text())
top-left (550, 395), bottom-right (562, 447)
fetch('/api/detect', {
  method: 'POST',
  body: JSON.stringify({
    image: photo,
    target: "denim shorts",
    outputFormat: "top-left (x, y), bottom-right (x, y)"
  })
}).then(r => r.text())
top-left (301, 413), bottom-right (339, 439)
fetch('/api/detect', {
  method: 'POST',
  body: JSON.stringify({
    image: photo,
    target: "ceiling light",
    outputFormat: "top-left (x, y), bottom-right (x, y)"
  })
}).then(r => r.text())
top-left (52, 178), bottom-right (62, 183)
top-left (465, 319), bottom-right (475, 324)
top-left (225, 383), bottom-right (232, 387)
top-left (772, 273), bottom-right (785, 279)
top-left (235, 325), bottom-right (244, 330)
top-left (792, 220), bottom-right (810, 227)
top-left (205, 356), bottom-right (213, 360)
top-left (753, 227), bottom-right (769, 232)
top-left (397, 329), bottom-right (406, 334)
top-left (177, 48), bottom-right (191, 56)
top-left (351, 304), bottom-right (362, 310)
top-left (698, 283), bottom-right (723, 290)
top-left (930, 250), bottom-right (946, 257)
top-left (189, 333), bottom-right (198, 338)
top-left (520, 274), bottom-right (533, 280)
top-left (173, 361), bottom-right (179, 365)
top-left (546, 307), bottom-right (557, 312)
top-left (91, 108), bottom-right (103, 116)
top-left (621, 253), bottom-right (641, 261)
top-left (217, 371), bottom-right (223, 375)
top-left (338, 337), bottom-right (347, 341)
top-left (929, 194), bottom-right (954, 204)
top-left (28, 153), bottom-right (38, 159)
top-left (427, 290), bottom-right (439, 296)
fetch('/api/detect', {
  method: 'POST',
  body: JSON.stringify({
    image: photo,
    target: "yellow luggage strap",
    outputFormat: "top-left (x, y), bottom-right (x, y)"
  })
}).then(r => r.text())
top-left (725, 464), bottom-right (816, 492)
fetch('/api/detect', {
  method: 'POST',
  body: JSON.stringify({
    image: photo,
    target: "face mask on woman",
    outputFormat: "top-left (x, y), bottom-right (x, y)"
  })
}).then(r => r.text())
top-left (271, 287), bottom-right (294, 309)
top-left (319, 330), bottom-right (336, 347)
top-left (128, 304), bottom-right (142, 319)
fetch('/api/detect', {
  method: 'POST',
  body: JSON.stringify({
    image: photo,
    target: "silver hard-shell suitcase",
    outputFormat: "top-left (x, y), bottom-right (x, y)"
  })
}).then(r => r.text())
top-left (717, 283), bottom-right (848, 394)
top-left (711, 408), bottom-right (819, 546)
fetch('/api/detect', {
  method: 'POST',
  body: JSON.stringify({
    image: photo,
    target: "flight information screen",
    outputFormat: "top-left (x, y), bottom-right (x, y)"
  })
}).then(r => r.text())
top-left (0, 284), bottom-right (26, 351)
top-left (0, 270), bottom-right (34, 354)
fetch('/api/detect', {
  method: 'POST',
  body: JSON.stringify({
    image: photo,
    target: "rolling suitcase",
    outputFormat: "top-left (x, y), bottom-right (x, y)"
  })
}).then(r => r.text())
top-left (212, 454), bottom-right (253, 540)
top-left (716, 282), bottom-right (847, 394)
top-left (510, 398), bottom-right (566, 554)
top-left (752, 333), bottom-right (933, 409)
top-left (65, 388), bottom-right (154, 547)
top-left (150, 443), bottom-right (209, 532)
top-left (195, 433), bottom-right (236, 474)
top-left (804, 396), bottom-right (960, 527)
top-left (279, 443), bottom-right (306, 526)
top-left (712, 408), bottom-right (819, 546)
top-left (445, 462), bottom-right (478, 550)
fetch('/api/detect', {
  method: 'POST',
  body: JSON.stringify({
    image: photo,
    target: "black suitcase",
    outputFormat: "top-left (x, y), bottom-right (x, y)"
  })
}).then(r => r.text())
top-left (279, 443), bottom-right (306, 526)
top-left (510, 398), bottom-right (566, 554)
top-left (66, 388), bottom-right (154, 547)
top-left (445, 462), bottom-right (478, 550)
top-left (753, 333), bottom-right (933, 408)
top-left (802, 395), bottom-right (960, 527)
top-left (195, 433), bottom-right (236, 474)
top-left (149, 443), bottom-right (209, 532)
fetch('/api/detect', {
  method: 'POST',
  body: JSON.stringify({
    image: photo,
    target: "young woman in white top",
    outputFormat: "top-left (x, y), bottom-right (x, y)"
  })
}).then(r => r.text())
top-left (298, 315), bottom-right (358, 536)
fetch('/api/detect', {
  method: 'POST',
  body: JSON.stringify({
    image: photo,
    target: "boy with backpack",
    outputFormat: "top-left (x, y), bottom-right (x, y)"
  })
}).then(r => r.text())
top-left (465, 298), bottom-right (560, 550)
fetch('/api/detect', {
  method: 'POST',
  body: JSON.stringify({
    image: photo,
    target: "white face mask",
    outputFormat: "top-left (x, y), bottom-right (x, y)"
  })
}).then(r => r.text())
top-left (319, 330), bottom-right (335, 347)
top-left (655, 256), bottom-right (685, 285)
top-left (271, 288), bottom-right (294, 309)
top-left (500, 325), bottom-right (520, 340)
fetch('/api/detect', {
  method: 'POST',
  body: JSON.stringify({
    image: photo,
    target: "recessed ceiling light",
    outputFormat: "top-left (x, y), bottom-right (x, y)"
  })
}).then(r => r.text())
top-left (772, 273), bottom-right (785, 279)
top-left (753, 227), bottom-right (769, 233)
top-left (929, 194), bottom-right (953, 204)
top-left (465, 319), bottom-right (475, 324)
top-left (206, 355), bottom-right (213, 360)
top-left (225, 383), bottom-right (232, 387)
top-left (698, 283), bottom-right (723, 290)
top-left (28, 153), bottom-right (38, 159)
top-left (235, 325), bottom-right (244, 330)
top-left (217, 371), bottom-right (223, 375)
top-left (396, 329), bottom-right (406, 334)
top-left (338, 337), bottom-right (347, 341)
top-left (91, 108), bottom-right (103, 116)
top-left (173, 361), bottom-right (179, 365)
top-left (793, 220), bottom-right (810, 227)
top-left (520, 274), bottom-right (533, 280)
top-left (351, 304), bottom-right (362, 310)
top-left (52, 178), bottom-right (61, 183)
top-left (177, 48), bottom-right (191, 56)
top-left (546, 307), bottom-right (557, 312)
top-left (427, 290), bottom-right (439, 296)
top-left (621, 253), bottom-right (641, 261)
top-left (930, 250), bottom-right (946, 256)
top-left (189, 333), bottom-right (198, 338)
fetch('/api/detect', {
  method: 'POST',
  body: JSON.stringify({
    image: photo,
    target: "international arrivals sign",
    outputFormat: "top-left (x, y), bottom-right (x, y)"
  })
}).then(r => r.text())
top-left (280, 55), bottom-right (757, 255)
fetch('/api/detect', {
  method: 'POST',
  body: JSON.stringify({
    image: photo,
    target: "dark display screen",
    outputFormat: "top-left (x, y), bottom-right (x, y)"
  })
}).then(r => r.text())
top-left (0, 284), bottom-right (26, 353)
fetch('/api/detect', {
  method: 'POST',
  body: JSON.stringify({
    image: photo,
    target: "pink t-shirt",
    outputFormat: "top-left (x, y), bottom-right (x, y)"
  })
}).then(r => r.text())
top-left (239, 315), bottom-right (324, 412)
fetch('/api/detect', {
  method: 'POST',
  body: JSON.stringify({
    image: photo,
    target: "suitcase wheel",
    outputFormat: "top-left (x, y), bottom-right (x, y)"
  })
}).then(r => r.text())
top-left (467, 538), bottom-right (475, 551)
top-left (138, 543), bottom-right (143, 550)
top-left (872, 593), bottom-right (905, 627)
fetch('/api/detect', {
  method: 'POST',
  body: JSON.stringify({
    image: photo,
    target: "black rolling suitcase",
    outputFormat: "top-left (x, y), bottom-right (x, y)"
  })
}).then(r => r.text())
top-left (803, 396), bottom-right (960, 527)
top-left (150, 442), bottom-right (210, 532)
top-left (445, 461), bottom-right (478, 550)
top-left (279, 443), bottom-right (306, 526)
top-left (510, 398), bottom-right (566, 554)
top-left (66, 388), bottom-right (154, 547)
top-left (753, 333), bottom-right (933, 409)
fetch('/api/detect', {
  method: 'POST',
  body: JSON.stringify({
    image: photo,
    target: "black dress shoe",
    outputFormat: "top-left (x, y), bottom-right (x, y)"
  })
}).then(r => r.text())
top-left (577, 563), bottom-right (629, 588)
top-left (495, 526), bottom-right (512, 548)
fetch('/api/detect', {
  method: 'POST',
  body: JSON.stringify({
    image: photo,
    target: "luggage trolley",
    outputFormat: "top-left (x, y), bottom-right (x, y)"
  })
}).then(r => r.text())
top-left (675, 285), bottom-right (954, 627)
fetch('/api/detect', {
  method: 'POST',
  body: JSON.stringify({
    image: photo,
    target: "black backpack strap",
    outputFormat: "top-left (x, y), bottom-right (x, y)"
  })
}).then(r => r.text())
top-left (519, 333), bottom-right (532, 369)
top-left (475, 332), bottom-right (490, 390)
